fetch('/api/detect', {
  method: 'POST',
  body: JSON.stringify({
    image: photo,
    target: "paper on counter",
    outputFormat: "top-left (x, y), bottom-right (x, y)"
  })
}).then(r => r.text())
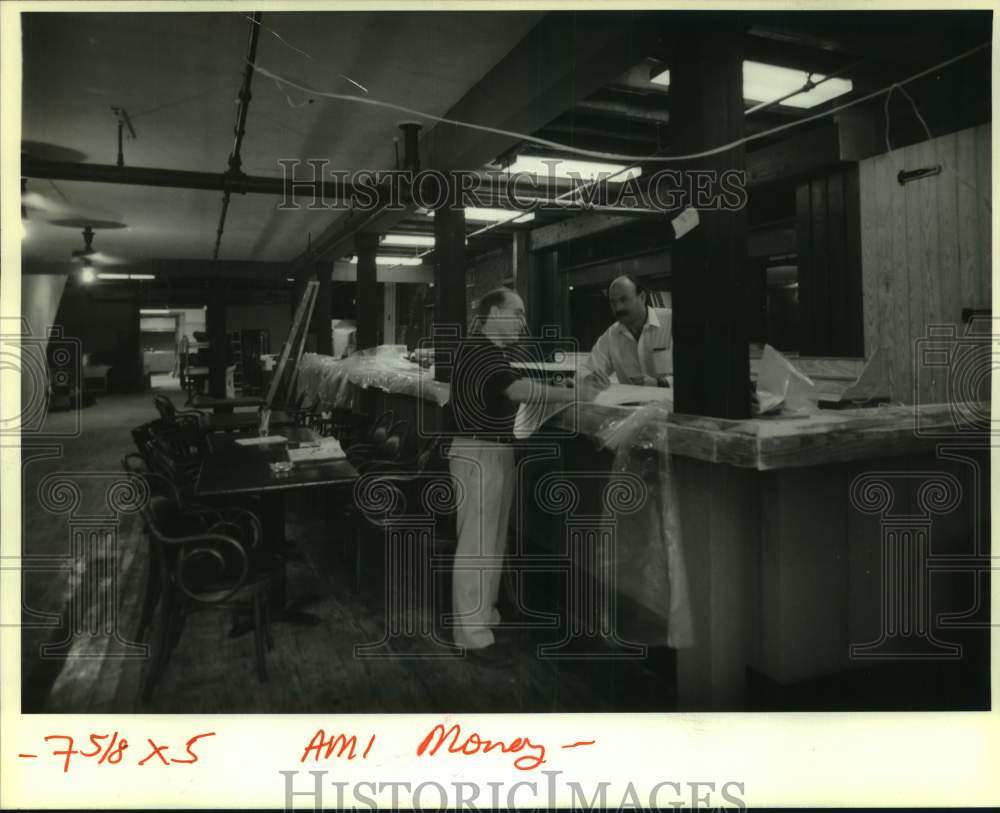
top-left (756, 344), bottom-right (818, 413)
top-left (593, 385), bottom-right (675, 408)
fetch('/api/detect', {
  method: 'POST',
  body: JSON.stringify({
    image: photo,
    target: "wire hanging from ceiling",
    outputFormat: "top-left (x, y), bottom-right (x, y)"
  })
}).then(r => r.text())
top-left (251, 40), bottom-right (989, 165)
top-left (244, 14), bottom-right (369, 94)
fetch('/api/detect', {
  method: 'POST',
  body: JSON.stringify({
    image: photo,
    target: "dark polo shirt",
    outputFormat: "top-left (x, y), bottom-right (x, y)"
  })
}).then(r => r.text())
top-left (448, 337), bottom-right (520, 442)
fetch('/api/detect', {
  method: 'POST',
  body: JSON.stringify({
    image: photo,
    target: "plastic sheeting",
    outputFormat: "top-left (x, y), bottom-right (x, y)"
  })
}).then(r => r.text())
top-left (295, 348), bottom-right (449, 410)
top-left (297, 346), bottom-right (692, 648)
top-left (589, 400), bottom-right (694, 648)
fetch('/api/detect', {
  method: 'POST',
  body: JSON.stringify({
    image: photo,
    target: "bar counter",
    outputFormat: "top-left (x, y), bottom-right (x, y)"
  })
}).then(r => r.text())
top-left (296, 353), bottom-right (989, 710)
top-left (552, 400), bottom-right (985, 469)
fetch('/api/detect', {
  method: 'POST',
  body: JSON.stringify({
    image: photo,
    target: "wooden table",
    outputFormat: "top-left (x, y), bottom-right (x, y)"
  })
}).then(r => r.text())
top-left (204, 412), bottom-right (261, 434)
top-left (184, 366), bottom-right (209, 403)
top-left (195, 427), bottom-right (358, 627)
top-left (192, 394), bottom-right (266, 414)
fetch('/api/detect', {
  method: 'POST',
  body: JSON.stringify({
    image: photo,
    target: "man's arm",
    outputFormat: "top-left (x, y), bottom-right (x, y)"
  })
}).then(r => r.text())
top-left (580, 331), bottom-right (614, 388)
top-left (504, 376), bottom-right (604, 404)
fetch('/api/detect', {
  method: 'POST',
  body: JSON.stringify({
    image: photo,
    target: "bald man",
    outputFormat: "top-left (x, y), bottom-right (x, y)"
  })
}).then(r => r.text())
top-left (447, 287), bottom-right (605, 659)
top-left (581, 275), bottom-right (673, 388)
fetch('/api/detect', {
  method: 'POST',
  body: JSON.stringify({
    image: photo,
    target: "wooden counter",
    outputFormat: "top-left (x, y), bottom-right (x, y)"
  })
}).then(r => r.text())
top-left (550, 400), bottom-right (987, 470)
top-left (338, 377), bottom-right (991, 710)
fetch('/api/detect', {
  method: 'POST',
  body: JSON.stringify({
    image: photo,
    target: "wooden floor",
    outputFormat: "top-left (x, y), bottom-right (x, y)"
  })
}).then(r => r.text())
top-left (21, 390), bottom-right (677, 714)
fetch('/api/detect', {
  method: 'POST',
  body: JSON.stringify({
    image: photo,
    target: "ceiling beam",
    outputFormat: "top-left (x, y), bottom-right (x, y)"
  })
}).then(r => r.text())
top-left (22, 259), bottom-right (289, 280)
top-left (288, 11), bottom-right (662, 282)
top-left (421, 12), bottom-right (662, 172)
top-left (575, 98), bottom-right (670, 125)
top-left (331, 264), bottom-right (433, 284)
top-left (529, 213), bottom-right (638, 253)
top-left (527, 123), bottom-right (846, 250)
top-left (21, 159), bottom-right (335, 197)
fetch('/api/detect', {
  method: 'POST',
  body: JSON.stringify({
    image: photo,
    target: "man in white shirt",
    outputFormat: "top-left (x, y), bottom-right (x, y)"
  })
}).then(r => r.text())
top-left (581, 275), bottom-right (673, 388)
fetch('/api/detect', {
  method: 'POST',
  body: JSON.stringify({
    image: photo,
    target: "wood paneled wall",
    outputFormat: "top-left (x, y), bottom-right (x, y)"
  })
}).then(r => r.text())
top-left (859, 124), bottom-right (992, 404)
top-left (796, 165), bottom-right (865, 358)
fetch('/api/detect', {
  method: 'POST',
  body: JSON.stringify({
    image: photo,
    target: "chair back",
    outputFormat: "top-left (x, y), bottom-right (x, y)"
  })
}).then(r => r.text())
top-left (369, 410), bottom-right (395, 447)
top-left (153, 394), bottom-right (178, 420)
top-left (380, 419), bottom-right (412, 463)
top-left (122, 455), bottom-right (251, 605)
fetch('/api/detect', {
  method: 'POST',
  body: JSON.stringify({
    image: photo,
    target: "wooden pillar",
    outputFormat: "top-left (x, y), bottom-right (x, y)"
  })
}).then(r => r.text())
top-left (356, 233), bottom-right (379, 350)
top-left (518, 235), bottom-right (561, 339)
top-left (207, 279), bottom-right (228, 398)
top-left (383, 282), bottom-right (397, 345)
top-left (315, 261), bottom-right (333, 356)
top-left (433, 199), bottom-right (467, 382)
top-left (535, 250), bottom-right (560, 337)
top-left (668, 22), bottom-right (751, 418)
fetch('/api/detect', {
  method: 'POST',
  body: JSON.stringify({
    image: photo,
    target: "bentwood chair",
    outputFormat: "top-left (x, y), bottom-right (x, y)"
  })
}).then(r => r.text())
top-left (345, 410), bottom-right (396, 466)
top-left (348, 436), bottom-right (455, 595)
top-left (151, 396), bottom-right (210, 455)
top-left (122, 456), bottom-right (283, 700)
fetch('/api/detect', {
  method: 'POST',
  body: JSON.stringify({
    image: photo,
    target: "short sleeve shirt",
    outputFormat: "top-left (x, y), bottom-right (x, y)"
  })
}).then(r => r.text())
top-left (449, 338), bottom-right (520, 441)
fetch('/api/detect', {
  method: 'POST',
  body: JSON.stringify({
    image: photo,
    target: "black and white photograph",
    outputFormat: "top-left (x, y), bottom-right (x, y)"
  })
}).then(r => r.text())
top-left (2, 1), bottom-right (996, 808)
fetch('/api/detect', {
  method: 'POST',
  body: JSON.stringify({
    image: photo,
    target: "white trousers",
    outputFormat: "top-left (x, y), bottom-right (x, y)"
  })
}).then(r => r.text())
top-left (448, 437), bottom-right (515, 649)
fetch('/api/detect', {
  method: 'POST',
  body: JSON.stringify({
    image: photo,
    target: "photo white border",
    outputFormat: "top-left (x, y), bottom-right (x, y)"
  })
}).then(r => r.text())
top-left (2, 0), bottom-right (998, 808)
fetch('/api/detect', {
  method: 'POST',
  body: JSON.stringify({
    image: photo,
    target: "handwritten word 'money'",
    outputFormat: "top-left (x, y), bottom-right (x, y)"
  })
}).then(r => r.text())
top-left (417, 723), bottom-right (547, 771)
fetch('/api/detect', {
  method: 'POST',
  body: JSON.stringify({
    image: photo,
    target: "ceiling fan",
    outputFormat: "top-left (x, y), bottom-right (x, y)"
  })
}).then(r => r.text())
top-left (70, 225), bottom-right (129, 266)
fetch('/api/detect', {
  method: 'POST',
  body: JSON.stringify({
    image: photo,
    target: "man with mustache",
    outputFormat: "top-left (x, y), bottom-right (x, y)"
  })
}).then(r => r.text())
top-left (580, 274), bottom-right (673, 389)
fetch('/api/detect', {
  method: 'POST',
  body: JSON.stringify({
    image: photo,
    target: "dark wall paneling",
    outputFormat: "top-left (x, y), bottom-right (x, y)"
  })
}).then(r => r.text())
top-left (795, 165), bottom-right (865, 358)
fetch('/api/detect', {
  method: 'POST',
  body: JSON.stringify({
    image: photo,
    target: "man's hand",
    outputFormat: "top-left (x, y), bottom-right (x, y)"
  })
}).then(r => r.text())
top-left (576, 375), bottom-right (607, 402)
top-left (628, 375), bottom-right (658, 386)
top-left (585, 368), bottom-right (611, 389)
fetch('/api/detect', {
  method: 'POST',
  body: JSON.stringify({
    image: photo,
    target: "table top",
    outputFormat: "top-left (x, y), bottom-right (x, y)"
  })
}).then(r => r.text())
top-left (192, 395), bottom-right (266, 410)
top-left (195, 427), bottom-right (358, 497)
top-left (205, 412), bottom-right (262, 432)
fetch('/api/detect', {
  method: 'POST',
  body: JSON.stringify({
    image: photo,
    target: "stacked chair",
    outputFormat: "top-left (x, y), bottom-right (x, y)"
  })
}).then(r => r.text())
top-left (127, 410), bottom-right (281, 700)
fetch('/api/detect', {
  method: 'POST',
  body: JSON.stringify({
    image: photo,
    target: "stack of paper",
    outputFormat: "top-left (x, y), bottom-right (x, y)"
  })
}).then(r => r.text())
top-left (286, 437), bottom-right (346, 463)
top-left (236, 435), bottom-right (287, 446)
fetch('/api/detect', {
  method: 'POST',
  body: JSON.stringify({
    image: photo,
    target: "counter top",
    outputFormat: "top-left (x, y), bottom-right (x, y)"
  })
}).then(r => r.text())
top-left (298, 350), bottom-right (986, 471)
top-left (549, 401), bottom-right (988, 471)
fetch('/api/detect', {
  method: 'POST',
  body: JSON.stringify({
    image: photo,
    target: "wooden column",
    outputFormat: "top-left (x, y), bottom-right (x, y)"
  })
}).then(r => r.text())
top-left (668, 23), bottom-right (751, 418)
top-left (433, 199), bottom-right (467, 382)
top-left (355, 233), bottom-right (379, 350)
top-left (519, 239), bottom-right (559, 339)
top-left (207, 279), bottom-right (228, 398)
top-left (382, 282), bottom-right (397, 345)
top-left (314, 261), bottom-right (333, 356)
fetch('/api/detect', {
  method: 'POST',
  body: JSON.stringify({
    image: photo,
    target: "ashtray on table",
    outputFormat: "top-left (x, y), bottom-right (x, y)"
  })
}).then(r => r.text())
top-left (269, 460), bottom-right (294, 476)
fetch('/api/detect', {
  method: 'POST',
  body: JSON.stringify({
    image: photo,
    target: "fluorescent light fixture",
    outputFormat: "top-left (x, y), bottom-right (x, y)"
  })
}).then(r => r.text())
top-left (80, 267), bottom-right (96, 284)
top-left (140, 309), bottom-right (172, 315)
top-left (348, 255), bottom-right (424, 266)
top-left (418, 207), bottom-right (535, 225)
top-left (381, 233), bottom-right (436, 247)
top-left (463, 207), bottom-right (535, 224)
top-left (649, 61), bottom-right (852, 109)
top-left (98, 273), bottom-right (156, 281)
top-left (506, 155), bottom-right (641, 183)
top-left (743, 61), bottom-right (852, 108)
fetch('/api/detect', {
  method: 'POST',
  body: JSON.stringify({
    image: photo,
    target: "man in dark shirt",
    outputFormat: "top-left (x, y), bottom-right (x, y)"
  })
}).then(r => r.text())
top-left (447, 287), bottom-right (603, 655)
